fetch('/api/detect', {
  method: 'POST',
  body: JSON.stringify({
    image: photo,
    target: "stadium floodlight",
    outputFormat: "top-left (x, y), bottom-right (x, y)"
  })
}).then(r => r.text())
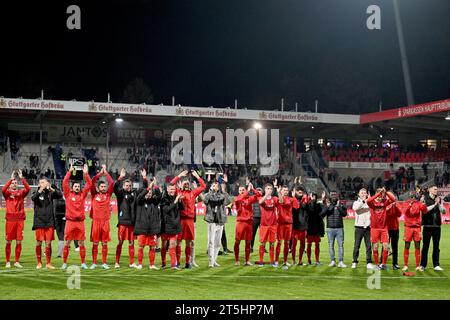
top-left (379, 134), bottom-right (383, 138)
top-left (445, 112), bottom-right (450, 120)
top-left (311, 126), bottom-right (315, 129)
top-left (115, 115), bottom-right (124, 123)
top-left (253, 122), bottom-right (262, 129)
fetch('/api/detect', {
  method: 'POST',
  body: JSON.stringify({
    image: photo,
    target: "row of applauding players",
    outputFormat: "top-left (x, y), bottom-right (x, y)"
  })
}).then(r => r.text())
top-left (1, 167), bottom-right (446, 271)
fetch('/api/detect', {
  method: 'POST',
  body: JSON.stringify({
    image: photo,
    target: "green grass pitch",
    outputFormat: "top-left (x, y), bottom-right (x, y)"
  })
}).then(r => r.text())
top-left (0, 209), bottom-right (449, 300)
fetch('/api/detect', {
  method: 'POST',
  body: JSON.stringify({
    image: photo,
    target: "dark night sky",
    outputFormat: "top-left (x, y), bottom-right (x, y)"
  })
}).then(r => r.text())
top-left (0, 0), bottom-right (449, 114)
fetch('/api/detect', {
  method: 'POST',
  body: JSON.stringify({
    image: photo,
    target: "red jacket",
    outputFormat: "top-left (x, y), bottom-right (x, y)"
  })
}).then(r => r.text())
top-left (234, 188), bottom-right (261, 223)
top-left (386, 203), bottom-right (402, 230)
top-left (90, 172), bottom-right (114, 221)
top-left (367, 191), bottom-right (395, 229)
top-left (170, 176), bottom-right (206, 219)
top-left (2, 178), bottom-right (30, 221)
top-left (404, 200), bottom-right (428, 228)
top-left (277, 196), bottom-right (299, 225)
top-left (260, 196), bottom-right (279, 227)
top-left (63, 171), bottom-right (92, 222)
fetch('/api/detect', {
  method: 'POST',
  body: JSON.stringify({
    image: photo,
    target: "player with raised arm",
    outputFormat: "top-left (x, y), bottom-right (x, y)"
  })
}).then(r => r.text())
top-left (31, 178), bottom-right (62, 269)
top-left (160, 184), bottom-right (184, 269)
top-left (114, 168), bottom-right (147, 268)
top-left (402, 191), bottom-right (428, 271)
top-left (2, 170), bottom-right (30, 268)
top-left (291, 184), bottom-right (309, 266)
top-left (276, 185), bottom-right (299, 270)
top-left (233, 178), bottom-right (261, 266)
top-left (366, 187), bottom-right (396, 270)
top-left (134, 178), bottom-right (161, 270)
top-left (170, 169), bottom-right (206, 269)
top-left (258, 183), bottom-right (279, 267)
top-left (89, 164), bottom-right (115, 270)
top-left (61, 164), bottom-right (92, 270)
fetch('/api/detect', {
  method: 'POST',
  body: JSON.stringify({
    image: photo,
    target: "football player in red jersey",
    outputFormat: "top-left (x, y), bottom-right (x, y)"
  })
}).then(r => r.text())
top-left (258, 183), bottom-right (279, 267)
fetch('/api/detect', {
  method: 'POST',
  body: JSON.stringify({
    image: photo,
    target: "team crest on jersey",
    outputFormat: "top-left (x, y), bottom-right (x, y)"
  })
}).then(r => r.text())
top-left (10, 194), bottom-right (14, 198)
top-left (72, 197), bottom-right (76, 201)
top-left (96, 196), bottom-right (102, 201)
top-left (39, 196), bottom-right (44, 201)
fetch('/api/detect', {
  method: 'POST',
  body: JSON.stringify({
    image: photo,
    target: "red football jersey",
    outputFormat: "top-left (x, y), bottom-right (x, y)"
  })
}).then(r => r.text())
top-left (90, 172), bottom-right (114, 221)
top-left (234, 189), bottom-right (261, 222)
top-left (404, 201), bottom-right (428, 228)
top-left (260, 196), bottom-right (279, 227)
top-left (277, 196), bottom-right (299, 224)
top-left (170, 176), bottom-right (206, 219)
top-left (386, 203), bottom-right (402, 230)
top-left (63, 171), bottom-right (92, 222)
top-left (2, 178), bottom-right (30, 221)
top-left (367, 192), bottom-right (395, 229)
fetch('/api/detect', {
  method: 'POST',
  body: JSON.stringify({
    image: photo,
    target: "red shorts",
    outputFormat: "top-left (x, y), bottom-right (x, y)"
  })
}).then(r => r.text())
top-left (307, 235), bottom-right (321, 243)
top-left (277, 224), bottom-right (292, 241)
top-left (235, 221), bottom-right (253, 241)
top-left (260, 225), bottom-right (277, 243)
top-left (118, 225), bottom-right (135, 241)
top-left (5, 220), bottom-right (24, 241)
top-left (161, 233), bottom-right (178, 241)
top-left (90, 220), bottom-right (111, 243)
top-left (178, 219), bottom-right (195, 241)
top-left (371, 228), bottom-right (389, 244)
top-left (64, 221), bottom-right (86, 241)
top-left (138, 234), bottom-right (158, 247)
top-left (292, 229), bottom-right (307, 241)
top-left (404, 226), bottom-right (421, 242)
top-left (35, 227), bottom-right (55, 241)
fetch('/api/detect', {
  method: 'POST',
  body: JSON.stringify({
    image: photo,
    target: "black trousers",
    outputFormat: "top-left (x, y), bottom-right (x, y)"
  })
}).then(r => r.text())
top-left (421, 227), bottom-right (441, 268)
top-left (55, 218), bottom-right (66, 241)
top-left (251, 217), bottom-right (261, 249)
top-left (352, 227), bottom-right (372, 264)
top-left (388, 229), bottom-right (399, 266)
top-left (221, 225), bottom-right (228, 251)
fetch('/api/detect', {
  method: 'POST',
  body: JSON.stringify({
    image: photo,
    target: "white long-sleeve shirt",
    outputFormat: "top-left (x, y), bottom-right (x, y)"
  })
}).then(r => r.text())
top-left (352, 197), bottom-right (371, 228)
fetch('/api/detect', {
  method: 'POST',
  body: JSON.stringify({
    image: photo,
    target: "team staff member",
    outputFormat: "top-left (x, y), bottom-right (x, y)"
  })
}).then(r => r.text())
top-left (170, 169), bottom-right (206, 269)
top-left (2, 170), bottom-right (30, 268)
top-left (114, 168), bottom-right (147, 268)
top-left (203, 178), bottom-right (232, 268)
top-left (54, 186), bottom-right (66, 258)
top-left (351, 188), bottom-right (373, 269)
top-left (31, 178), bottom-right (62, 269)
top-left (160, 184), bottom-right (184, 269)
top-left (291, 185), bottom-right (309, 266)
top-left (89, 165), bottom-right (114, 270)
top-left (386, 200), bottom-right (402, 270)
top-left (321, 191), bottom-right (347, 268)
top-left (134, 179), bottom-right (161, 270)
top-left (419, 185), bottom-right (446, 271)
top-left (402, 191), bottom-right (427, 271)
top-left (61, 164), bottom-right (91, 270)
top-left (250, 187), bottom-right (263, 252)
top-left (233, 181), bottom-right (260, 266)
top-left (306, 193), bottom-right (325, 266)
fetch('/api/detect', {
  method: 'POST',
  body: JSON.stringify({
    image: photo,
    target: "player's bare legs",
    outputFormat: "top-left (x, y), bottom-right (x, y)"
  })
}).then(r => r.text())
top-left (91, 241), bottom-right (99, 269)
top-left (14, 240), bottom-right (23, 268)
